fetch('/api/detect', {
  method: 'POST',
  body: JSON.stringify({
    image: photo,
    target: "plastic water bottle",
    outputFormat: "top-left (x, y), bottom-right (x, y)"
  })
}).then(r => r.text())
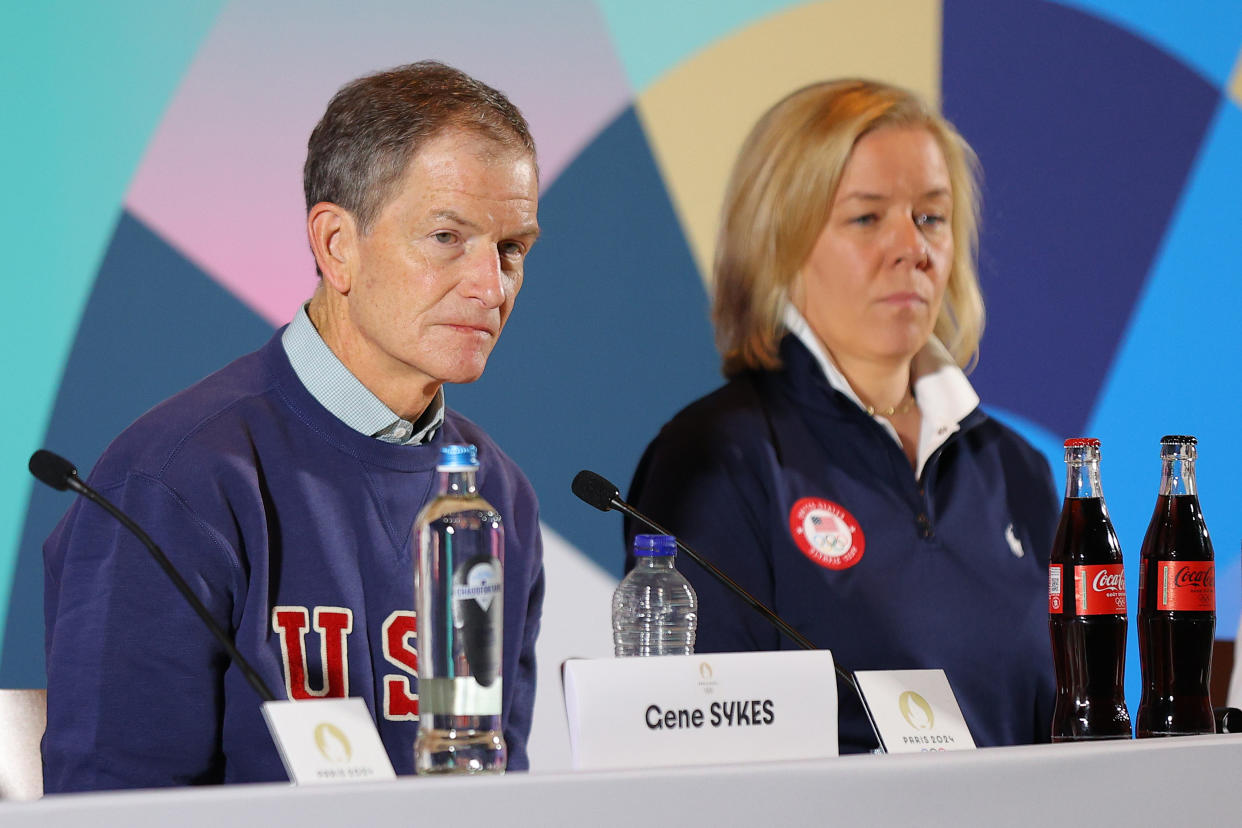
top-left (612, 534), bottom-right (698, 656)
top-left (414, 444), bottom-right (506, 774)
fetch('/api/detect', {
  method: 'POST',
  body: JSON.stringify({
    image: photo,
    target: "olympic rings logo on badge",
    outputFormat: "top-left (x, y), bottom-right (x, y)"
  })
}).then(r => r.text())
top-left (789, 497), bottom-right (864, 570)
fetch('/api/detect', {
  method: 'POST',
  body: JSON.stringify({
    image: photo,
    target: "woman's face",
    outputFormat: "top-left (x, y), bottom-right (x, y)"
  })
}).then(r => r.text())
top-left (796, 126), bottom-right (954, 370)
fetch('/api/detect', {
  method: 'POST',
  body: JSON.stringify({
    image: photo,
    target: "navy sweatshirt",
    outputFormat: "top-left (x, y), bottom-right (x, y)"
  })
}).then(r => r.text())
top-left (628, 335), bottom-right (1057, 753)
top-left (43, 330), bottom-right (544, 790)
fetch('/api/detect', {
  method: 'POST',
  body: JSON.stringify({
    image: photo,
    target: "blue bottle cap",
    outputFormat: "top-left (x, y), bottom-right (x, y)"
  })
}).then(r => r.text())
top-left (633, 534), bottom-right (677, 557)
top-left (437, 444), bottom-right (478, 470)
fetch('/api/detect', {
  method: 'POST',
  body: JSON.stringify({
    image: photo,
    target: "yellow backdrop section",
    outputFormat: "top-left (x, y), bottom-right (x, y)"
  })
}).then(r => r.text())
top-left (635, 0), bottom-right (943, 286)
top-left (1229, 42), bottom-right (1242, 108)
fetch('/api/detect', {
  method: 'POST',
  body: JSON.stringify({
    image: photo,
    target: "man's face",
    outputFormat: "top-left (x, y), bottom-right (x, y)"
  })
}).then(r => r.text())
top-left (341, 129), bottom-right (539, 404)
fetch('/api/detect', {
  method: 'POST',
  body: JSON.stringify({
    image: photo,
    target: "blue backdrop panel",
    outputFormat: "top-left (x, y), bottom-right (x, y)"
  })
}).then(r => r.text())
top-left (1, 212), bottom-right (273, 685)
top-left (941, 0), bottom-right (1220, 439)
top-left (1054, 0), bottom-right (1242, 87)
top-left (450, 106), bottom-right (720, 576)
top-left (1087, 98), bottom-right (1242, 701)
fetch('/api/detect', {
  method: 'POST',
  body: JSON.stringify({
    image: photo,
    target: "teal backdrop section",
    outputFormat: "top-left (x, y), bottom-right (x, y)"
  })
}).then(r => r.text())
top-left (1, 1), bottom-right (226, 647)
top-left (1, 212), bottom-right (273, 683)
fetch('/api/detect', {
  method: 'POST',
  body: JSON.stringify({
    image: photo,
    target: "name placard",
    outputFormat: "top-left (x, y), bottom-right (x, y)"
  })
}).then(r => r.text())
top-left (262, 698), bottom-right (397, 785)
top-left (853, 669), bottom-right (976, 753)
top-left (562, 650), bottom-right (838, 771)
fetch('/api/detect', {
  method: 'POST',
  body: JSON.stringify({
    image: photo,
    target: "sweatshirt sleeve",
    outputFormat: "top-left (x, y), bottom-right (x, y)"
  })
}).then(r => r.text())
top-left (42, 472), bottom-right (245, 792)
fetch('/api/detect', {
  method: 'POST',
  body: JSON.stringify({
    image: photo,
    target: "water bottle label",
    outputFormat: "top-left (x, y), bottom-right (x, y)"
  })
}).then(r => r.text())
top-left (1156, 560), bottom-right (1215, 611)
top-left (1073, 564), bottom-right (1126, 615)
top-left (1048, 565), bottom-right (1063, 613)
top-left (453, 561), bottom-right (502, 611)
top-left (418, 676), bottom-right (503, 716)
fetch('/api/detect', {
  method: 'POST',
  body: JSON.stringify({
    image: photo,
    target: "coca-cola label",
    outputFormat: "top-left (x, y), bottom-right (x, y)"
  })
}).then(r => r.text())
top-left (1157, 560), bottom-right (1215, 612)
top-left (1048, 565), bottom-right (1063, 613)
top-left (1073, 564), bottom-right (1126, 615)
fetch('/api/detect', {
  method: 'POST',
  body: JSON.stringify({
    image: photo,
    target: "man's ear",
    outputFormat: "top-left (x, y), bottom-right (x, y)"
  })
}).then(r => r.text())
top-left (307, 202), bottom-right (358, 294)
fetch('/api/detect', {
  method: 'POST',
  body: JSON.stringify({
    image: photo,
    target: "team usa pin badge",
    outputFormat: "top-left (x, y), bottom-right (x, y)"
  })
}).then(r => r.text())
top-left (789, 497), bottom-right (864, 570)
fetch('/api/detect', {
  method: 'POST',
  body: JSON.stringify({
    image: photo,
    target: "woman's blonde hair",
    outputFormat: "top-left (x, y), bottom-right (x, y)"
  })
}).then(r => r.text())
top-left (713, 78), bottom-right (984, 377)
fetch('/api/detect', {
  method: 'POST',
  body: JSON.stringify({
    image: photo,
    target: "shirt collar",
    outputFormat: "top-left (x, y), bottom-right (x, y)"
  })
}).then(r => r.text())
top-left (281, 304), bottom-right (444, 445)
top-left (782, 303), bottom-right (979, 477)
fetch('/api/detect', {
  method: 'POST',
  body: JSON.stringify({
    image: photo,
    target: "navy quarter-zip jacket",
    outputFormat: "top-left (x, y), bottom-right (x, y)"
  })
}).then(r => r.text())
top-left (629, 334), bottom-right (1058, 753)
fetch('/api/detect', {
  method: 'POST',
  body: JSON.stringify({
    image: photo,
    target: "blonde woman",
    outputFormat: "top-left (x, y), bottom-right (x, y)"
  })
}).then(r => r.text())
top-left (628, 80), bottom-right (1059, 753)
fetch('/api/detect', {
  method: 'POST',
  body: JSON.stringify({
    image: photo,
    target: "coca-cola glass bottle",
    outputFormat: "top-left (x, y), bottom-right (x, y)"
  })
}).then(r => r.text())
top-left (1136, 435), bottom-right (1216, 737)
top-left (1048, 438), bottom-right (1132, 741)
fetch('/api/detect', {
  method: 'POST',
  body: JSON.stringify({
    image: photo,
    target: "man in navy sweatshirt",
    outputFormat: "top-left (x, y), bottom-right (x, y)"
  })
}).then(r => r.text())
top-left (42, 61), bottom-right (545, 791)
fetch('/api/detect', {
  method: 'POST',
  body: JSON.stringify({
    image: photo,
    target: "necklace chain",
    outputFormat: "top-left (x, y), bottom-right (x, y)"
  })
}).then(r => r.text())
top-left (865, 391), bottom-right (916, 418)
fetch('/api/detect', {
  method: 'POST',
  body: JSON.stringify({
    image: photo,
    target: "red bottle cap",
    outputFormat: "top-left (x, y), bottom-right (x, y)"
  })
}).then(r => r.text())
top-left (1063, 437), bottom-right (1101, 448)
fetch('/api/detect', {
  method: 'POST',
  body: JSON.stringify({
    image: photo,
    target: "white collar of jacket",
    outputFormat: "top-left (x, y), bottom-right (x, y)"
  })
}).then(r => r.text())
top-left (782, 304), bottom-right (980, 478)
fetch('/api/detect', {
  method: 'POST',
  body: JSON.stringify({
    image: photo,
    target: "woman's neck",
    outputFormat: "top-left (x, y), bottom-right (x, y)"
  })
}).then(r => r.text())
top-left (829, 349), bottom-right (913, 415)
top-left (830, 347), bottom-right (922, 470)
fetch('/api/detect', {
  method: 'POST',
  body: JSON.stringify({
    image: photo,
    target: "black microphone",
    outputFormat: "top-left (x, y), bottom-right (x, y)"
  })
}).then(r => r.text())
top-left (573, 470), bottom-right (846, 679)
top-left (29, 449), bottom-right (82, 492)
top-left (570, 470), bottom-right (625, 514)
top-left (29, 450), bottom-right (277, 702)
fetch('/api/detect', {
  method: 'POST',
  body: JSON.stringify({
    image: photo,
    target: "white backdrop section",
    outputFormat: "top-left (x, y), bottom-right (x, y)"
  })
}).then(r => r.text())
top-left (528, 525), bottom-right (617, 770)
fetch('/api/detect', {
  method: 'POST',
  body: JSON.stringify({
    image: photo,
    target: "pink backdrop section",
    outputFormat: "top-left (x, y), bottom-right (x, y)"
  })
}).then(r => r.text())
top-left (125, 0), bottom-right (632, 326)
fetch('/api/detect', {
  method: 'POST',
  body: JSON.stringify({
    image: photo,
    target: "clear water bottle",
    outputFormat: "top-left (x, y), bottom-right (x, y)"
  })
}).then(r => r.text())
top-left (414, 444), bottom-right (506, 774)
top-left (612, 534), bottom-right (698, 656)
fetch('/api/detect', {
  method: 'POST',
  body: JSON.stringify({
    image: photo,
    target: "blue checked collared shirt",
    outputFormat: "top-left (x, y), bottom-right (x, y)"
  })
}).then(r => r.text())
top-left (281, 305), bottom-right (444, 445)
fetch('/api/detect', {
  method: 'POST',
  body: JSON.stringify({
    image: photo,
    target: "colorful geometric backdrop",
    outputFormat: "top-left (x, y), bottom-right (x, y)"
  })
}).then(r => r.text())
top-left (6, 0), bottom-right (1242, 768)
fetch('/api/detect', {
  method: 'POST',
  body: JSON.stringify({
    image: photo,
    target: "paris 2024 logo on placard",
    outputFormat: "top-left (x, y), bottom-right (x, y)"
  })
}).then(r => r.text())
top-left (898, 691), bottom-right (935, 731)
top-left (789, 498), bottom-right (865, 571)
top-left (314, 722), bottom-right (353, 763)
